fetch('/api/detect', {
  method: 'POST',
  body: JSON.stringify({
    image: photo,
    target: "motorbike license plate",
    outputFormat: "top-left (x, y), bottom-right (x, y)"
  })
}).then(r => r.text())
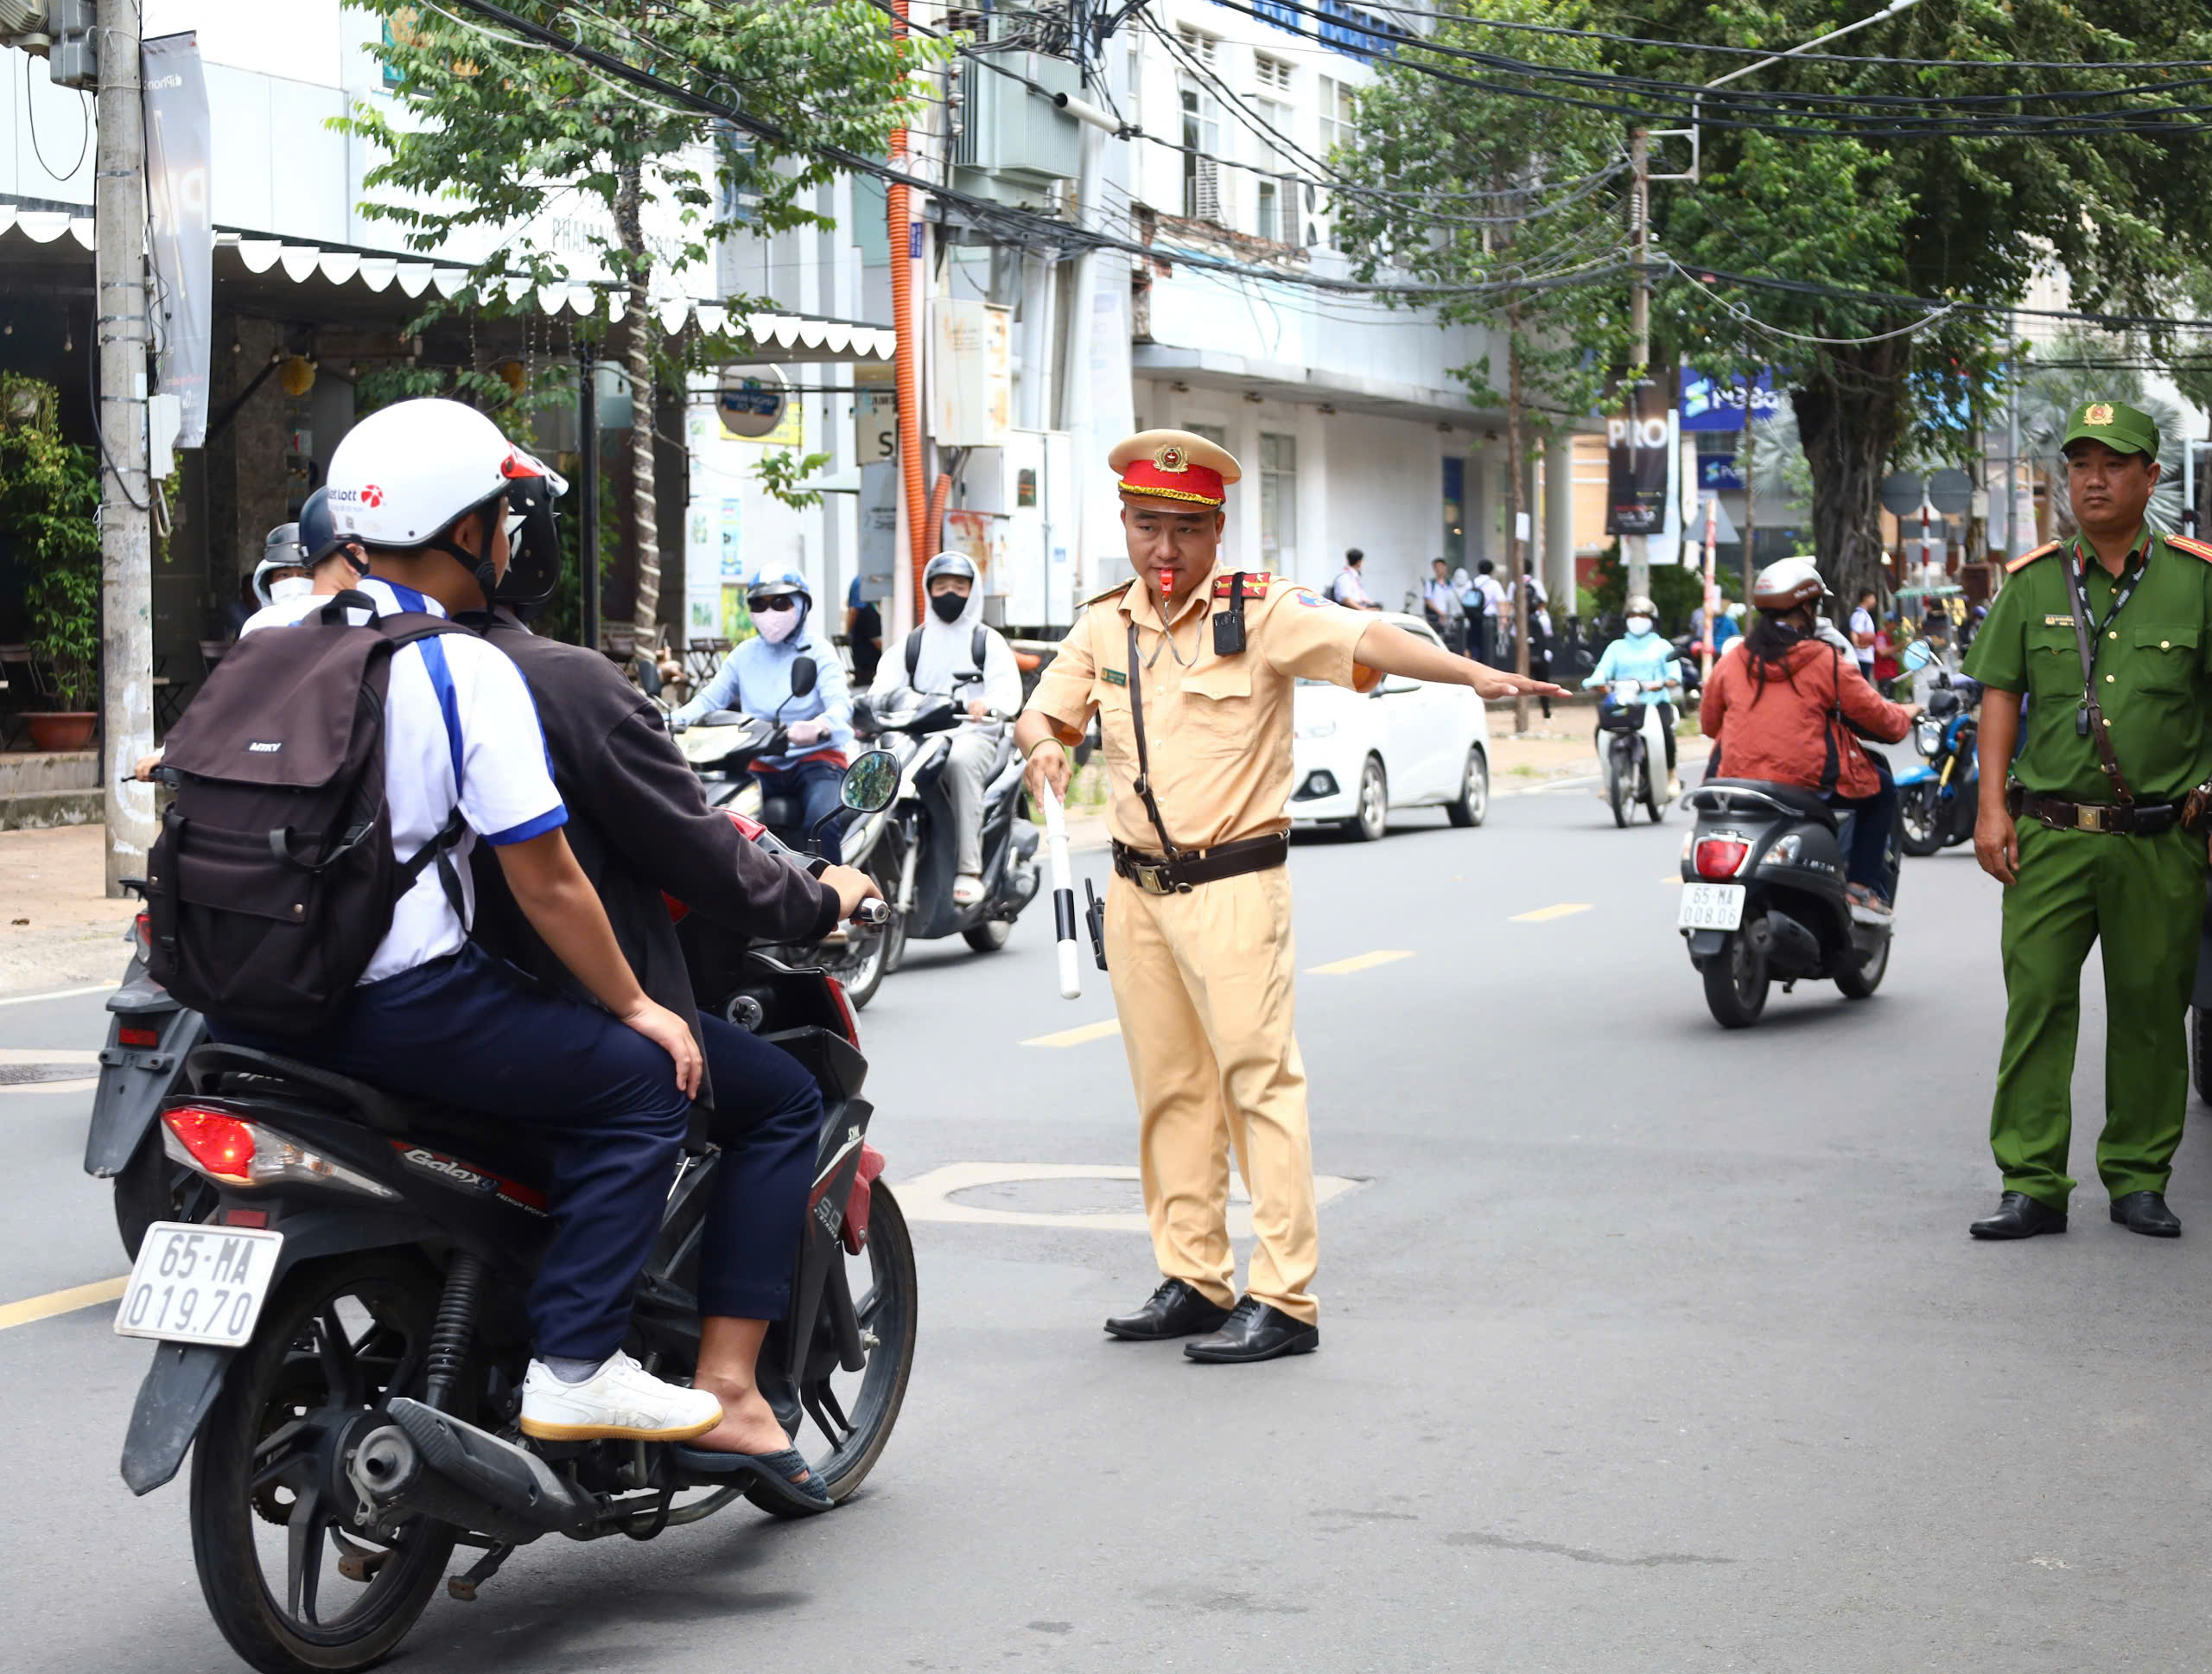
top-left (113, 1222), bottom-right (283, 1347)
top-left (1677, 882), bottom-right (1745, 932)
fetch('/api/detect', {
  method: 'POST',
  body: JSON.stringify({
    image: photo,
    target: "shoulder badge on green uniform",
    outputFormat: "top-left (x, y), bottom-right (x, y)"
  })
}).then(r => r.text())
top-left (2005, 540), bottom-right (2062, 575)
top-left (1211, 570), bottom-right (1273, 599)
top-left (2168, 533), bottom-right (2212, 563)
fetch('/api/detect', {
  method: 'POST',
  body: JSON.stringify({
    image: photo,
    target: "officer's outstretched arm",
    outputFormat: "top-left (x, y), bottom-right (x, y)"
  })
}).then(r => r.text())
top-left (1353, 619), bottom-right (1569, 701)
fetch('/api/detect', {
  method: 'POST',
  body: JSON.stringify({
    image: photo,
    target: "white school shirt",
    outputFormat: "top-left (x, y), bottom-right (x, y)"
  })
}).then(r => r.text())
top-left (248, 577), bottom-right (565, 983)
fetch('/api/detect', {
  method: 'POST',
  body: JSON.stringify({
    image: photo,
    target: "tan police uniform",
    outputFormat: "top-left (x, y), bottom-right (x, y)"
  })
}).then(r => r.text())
top-left (1024, 436), bottom-right (1379, 1326)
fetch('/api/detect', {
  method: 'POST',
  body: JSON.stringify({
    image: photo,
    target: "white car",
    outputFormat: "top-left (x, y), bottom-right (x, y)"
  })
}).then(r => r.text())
top-left (1288, 612), bottom-right (1491, 840)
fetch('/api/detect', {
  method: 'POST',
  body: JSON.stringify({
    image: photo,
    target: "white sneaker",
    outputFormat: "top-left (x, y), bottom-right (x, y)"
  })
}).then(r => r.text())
top-left (951, 873), bottom-right (985, 907)
top-left (518, 1353), bottom-right (722, 1443)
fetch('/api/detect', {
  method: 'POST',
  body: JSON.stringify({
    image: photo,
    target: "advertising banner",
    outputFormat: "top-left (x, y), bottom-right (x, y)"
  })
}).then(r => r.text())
top-left (1605, 376), bottom-right (1669, 536)
top-left (1678, 366), bottom-right (1779, 432)
top-left (142, 34), bottom-right (213, 448)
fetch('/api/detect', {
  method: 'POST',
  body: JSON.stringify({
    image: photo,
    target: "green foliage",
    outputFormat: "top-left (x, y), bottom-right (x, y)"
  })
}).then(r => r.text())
top-left (754, 449), bottom-right (834, 511)
top-left (0, 375), bottom-right (100, 708)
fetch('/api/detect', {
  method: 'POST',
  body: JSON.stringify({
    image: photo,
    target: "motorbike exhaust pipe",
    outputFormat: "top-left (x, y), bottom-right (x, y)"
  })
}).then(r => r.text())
top-left (346, 1399), bottom-right (597, 1545)
top-left (1749, 909), bottom-right (1823, 977)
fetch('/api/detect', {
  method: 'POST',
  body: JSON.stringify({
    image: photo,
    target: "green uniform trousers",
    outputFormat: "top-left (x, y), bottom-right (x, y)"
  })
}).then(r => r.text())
top-left (1993, 820), bottom-right (2207, 1207)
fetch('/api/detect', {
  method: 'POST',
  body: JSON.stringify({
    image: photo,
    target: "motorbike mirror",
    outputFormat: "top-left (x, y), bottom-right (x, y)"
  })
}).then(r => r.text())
top-left (789, 656), bottom-right (817, 699)
top-left (1900, 640), bottom-right (1933, 672)
top-left (840, 748), bottom-right (899, 814)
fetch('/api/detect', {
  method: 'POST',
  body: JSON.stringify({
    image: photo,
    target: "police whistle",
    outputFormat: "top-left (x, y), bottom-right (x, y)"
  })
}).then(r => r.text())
top-left (1039, 780), bottom-right (1082, 999)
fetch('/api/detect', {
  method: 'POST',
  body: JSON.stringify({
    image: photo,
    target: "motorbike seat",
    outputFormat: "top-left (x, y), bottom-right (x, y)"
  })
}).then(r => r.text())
top-left (759, 793), bottom-right (802, 833)
top-left (1698, 777), bottom-right (1839, 828)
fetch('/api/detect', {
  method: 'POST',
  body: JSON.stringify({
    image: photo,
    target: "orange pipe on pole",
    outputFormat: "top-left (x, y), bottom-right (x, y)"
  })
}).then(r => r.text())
top-left (925, 470), bottom-right (951, 560)
top-left (887, 0), bottom-right (928, 618)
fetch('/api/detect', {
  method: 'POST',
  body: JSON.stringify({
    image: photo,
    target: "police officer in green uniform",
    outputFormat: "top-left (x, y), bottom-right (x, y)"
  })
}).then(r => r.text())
top-left (1963, 398), bottom-right (2212, 1240)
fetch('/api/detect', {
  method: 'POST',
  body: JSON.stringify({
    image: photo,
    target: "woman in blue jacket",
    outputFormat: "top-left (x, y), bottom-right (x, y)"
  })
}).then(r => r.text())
top-left (671, 568), bottom-right (855, 861)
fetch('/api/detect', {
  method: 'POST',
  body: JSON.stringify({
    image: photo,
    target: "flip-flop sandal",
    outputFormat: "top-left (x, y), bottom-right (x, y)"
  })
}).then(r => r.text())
top-left (671, 1443), bottom-right (834, 1512)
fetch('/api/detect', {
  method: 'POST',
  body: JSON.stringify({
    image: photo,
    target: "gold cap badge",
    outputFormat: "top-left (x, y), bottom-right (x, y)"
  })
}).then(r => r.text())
top-left (1154, 442), bottom-right (1188, 473)
top-left (2085, 402), bottom-right (2114, 426)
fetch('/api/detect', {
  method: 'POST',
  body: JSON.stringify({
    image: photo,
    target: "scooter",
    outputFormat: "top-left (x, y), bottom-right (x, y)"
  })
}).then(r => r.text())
top-left (1894, 639), bottom-right (1983, 857)
top-left (1679, 776), bottom-right (1897, 1028)
top-left (111, 754), bottom-right (914, 1674)
top-left (855, 688), bottom-right (1040, 962)
top-left (1599, 678), bottom-right (1675, 827)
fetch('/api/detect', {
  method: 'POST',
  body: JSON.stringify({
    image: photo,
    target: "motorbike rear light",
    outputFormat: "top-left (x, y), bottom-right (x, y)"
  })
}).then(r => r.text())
top-left (1694, 837), bottom-right (1751, 879)
top-left (224, 1208), bottom-right (269, 1229)
top-left (824, 976), bottom-right (861, 1047)
top-left (162, 1106), bottom-right (397, 1200)
top-left (118, 1025), bottom-right (160, 1048)
top-left (128, 910), bottom-right (151, 960)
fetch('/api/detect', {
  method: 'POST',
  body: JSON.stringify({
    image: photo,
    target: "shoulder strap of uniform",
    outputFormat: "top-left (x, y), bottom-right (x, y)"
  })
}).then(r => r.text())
top-left (2168, 533), bottom-right (2212, 563)
top-left (1212, 570), bottom-right (1274, 598)
top-left (2005, 539), bottom-right (2062, 575)
top-left (1080, 580), bottom-right (1135, 609)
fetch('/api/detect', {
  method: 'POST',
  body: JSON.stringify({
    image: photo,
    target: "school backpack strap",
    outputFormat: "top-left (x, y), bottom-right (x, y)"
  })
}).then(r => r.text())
top-left (972, 624), bottom-right (989, 670)
top-left (373, 613), bottom-right (481, 916)
top-left (905, 626), bottom-right (923, 683)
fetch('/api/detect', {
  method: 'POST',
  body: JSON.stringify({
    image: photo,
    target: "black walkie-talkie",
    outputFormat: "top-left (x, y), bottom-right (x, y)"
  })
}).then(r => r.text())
top-left (1213, 570), bottom-right (1248, 656)
top-left (1084, 878), bottom-right (1109, 971)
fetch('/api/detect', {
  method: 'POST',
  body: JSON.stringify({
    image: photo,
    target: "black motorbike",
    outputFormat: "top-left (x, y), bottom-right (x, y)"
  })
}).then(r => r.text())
top-left (1895, 640), bottom-right (1983, 858)
top-left (114, 754), bottom-right (915, 1674)
top-left (1679, 778), bottom-right (1897, 1028)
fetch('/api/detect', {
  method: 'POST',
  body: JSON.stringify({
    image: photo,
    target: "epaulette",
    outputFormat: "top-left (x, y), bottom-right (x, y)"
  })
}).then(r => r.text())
top-left (2169, 533), bottom-right (2212, 563)
top-left (1080, 580), bottom-right (1134, 608)
top-left (2005, 540), bottom-right (2062, 574)
top-left (1211, 570), bottom-right (1274, 598)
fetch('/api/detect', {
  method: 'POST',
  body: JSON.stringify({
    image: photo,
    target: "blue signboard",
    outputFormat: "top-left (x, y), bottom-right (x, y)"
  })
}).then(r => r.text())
top-left (1680, 367), bottom-right (1780, 432)
top-left (1698, 455), bottom-right (1745, 492)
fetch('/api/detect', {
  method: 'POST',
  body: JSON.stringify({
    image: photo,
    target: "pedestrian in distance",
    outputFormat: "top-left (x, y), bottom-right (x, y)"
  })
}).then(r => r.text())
top-left (1327, 546), bottom-right (1382, 611)
top-left (1472, 558), bottom-right (1507, 664)
top-left (1015, 430), bottom-right (1563, 1363)
top-left (1422, 557), bottom-right (1466, 652)
top-left (1848, 586), bottom-right (1879, 683)
top-left (1962, 398), bottom-right (2212, 1242)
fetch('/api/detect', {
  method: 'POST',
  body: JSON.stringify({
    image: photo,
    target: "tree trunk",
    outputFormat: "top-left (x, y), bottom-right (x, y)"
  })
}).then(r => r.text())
top-left (1506, 322), bottom-right (1529, 735)
top-left (616, 160), bottom-right (660, 648)
top-left (1790, 340), bottom-right (1905, 623)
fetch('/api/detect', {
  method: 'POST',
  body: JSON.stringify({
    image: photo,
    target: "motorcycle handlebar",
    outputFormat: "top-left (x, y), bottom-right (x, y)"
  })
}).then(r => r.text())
top-left (852, 898), bottom-right (893, 926)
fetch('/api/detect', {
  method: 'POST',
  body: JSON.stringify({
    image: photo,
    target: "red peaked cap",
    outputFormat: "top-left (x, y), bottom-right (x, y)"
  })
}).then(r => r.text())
top-left (1110, 428), bottom-right (1242, 509)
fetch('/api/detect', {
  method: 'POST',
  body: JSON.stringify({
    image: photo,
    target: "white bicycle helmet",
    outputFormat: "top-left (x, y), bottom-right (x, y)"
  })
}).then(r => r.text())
top-left (326, 398), bottom-right (567, 602)
top-left (1751, 556), bottom-right (1831, 612)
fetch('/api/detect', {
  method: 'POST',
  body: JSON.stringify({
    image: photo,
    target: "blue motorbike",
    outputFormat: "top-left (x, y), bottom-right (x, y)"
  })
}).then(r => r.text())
top-left (1894, 640), bottom-right (1980, 857)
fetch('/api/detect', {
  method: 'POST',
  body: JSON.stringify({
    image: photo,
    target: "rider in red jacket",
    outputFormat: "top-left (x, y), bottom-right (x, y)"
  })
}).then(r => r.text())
top-left (1702, 557), bottom-right (1921, 912)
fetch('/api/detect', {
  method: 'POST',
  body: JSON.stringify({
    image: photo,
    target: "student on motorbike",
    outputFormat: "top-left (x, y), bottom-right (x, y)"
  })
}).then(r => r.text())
top-left (465, 551), bottom-right (882, 1510)
top-left (1584, 594), bottom-right (1686, 799)
top-left (208, 398), bottom-right (726, 1448)
top-left (670, 568), bottom-right (855, 862)
top-left (1700, 557), bottom-right (1921, 915)
top-left (870, 551), bottom-right (1023, 907)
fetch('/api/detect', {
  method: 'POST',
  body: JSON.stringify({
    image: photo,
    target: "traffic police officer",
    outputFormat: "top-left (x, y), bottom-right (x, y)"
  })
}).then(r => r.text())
top-left (1964, 398), bottom-right (2212, 1241)
top-left (1014, 430), bottom-right (1562, 1360)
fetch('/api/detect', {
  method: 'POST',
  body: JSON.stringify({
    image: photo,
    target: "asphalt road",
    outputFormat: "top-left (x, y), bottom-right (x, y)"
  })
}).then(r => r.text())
top-left (3, 770), bottom-right (2207, 1674)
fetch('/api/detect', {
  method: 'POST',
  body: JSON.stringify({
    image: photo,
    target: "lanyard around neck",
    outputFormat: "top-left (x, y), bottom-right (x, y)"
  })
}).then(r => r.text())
top-left (2066, 538), bottom-right (2148, 652)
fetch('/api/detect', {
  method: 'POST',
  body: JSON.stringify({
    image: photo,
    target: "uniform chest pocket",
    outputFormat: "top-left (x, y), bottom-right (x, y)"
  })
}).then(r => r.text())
top-left (2130, 622), bottom-right (2198, 693)
top-left (1177, 660), bottom-right (1256, 754)
top-left (1091, 675), bottom-right (1134, 764)
top-left (2025, 624), bottom-right (2084, 697)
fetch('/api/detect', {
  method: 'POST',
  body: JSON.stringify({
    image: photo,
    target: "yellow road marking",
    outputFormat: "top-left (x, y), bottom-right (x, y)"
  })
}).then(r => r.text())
top-left (0, 1276), bottom-right (126, 1333)
top-left (1510, 902), bottom-right (1593, 923)
top-left (1306, 950), bottom-right (1414, 976)
top-left (1022, 1018), bottom-right (1123, 1048)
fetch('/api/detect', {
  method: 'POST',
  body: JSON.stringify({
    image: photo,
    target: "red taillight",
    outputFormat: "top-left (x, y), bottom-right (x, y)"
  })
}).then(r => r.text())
top-left (131, 910), bottom-right (151, 960)
top-left (1695, 837), bottom-right (1751, 879)
top-left (164, 1106), bottom-right (256, 1181)
top-left (825, 976), bottom-right (861, 1046)
top-left (118, 1025), bottom-right (160, 1048)
top-left (224, 1208), bottom-right (269, 1229)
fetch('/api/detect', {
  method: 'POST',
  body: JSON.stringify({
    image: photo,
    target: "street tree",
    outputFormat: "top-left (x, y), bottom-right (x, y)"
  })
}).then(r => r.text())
top-left (340, 1), bottom-right (927, 646)
top-left (1604, 0), bottom-right (2212, 605)
top-left (1334, 0), bottom-right (1629, 729)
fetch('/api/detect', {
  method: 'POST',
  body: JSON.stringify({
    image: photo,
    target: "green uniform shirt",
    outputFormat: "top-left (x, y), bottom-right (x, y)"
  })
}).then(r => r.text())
top-left (1963, 526), bottom-right (2212, 803)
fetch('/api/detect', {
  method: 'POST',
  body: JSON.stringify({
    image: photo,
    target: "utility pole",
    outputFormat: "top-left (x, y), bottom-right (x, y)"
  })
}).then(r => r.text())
top-left (575, 339), bottom-right (601, 652)
top-left (1625, 127), bottom-right (1651, 602)
top-left (1741, 340), bottom-right (1758, 603)
top-left (97, 0), bottom-right (156, 897)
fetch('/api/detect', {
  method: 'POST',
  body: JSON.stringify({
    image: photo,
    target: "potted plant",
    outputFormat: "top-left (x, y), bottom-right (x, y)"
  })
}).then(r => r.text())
top-left (0, 375), bottom-right (101, 750)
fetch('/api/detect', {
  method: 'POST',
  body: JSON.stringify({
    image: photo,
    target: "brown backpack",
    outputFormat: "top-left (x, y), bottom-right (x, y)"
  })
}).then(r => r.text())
top-left (146, 594), bottom-right (474, 1035)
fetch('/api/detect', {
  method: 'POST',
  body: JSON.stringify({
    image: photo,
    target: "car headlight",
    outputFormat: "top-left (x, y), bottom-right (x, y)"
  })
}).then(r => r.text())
top-left (1295, 719), bottom-right (1337, 740)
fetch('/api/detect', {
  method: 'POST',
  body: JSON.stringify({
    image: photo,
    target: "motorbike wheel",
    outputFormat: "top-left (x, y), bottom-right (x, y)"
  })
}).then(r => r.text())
top-left (1899, 783), bottom-right (1943, 857)
top-left (1835, 933), bottom-right (1890, 999)
top-left (189, 1256), bottom-right (455, 1674)
top-left (1643, 760), bottom-right (1668, 823)
top-left (2193, 1007), bottom-right (2212, 1105)
top-left (963, 918), bottom-right (1013, 954)
top-left (1701, 931), bottom-right (1770, 1028)
top-left (114, 1128), bottom-right (221, 1260)
top-left (1445, 746), bottom-right (1489, 828)
top-left (1608, 752), bottom-right (1632, 829)
top-left (757, 1183), bottom-right (918, 1517)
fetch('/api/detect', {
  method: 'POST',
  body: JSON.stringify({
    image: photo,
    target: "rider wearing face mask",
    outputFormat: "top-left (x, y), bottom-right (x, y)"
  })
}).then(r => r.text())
top-left (1584, 595), bottom-right (1686, 799)
top-left (670, 568), bottom-right (855, 862)
top-left (873, 551), bottom-right (1024, 907)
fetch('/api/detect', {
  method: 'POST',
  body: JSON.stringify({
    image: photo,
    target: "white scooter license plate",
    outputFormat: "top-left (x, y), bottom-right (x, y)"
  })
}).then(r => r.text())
top-left (1677, 882), bottom-right (1746, 932)
top-left (113, 1222), bottom-right (284, 1347)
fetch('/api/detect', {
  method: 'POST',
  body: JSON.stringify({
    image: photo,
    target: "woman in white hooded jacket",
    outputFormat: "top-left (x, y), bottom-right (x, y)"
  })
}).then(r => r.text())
top-left (872, 552), bottom-right (1022, 905)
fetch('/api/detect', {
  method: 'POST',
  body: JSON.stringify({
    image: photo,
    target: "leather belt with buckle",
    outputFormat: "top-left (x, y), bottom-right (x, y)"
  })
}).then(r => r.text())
top-left (2009, 786), bottom-right (2179, 837)
top-left (1111, 832), bottom-right (1289, 894)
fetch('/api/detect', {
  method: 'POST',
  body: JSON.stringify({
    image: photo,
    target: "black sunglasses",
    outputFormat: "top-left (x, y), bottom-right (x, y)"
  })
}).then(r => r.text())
top-left (748, 595), bottom-right (798, 613)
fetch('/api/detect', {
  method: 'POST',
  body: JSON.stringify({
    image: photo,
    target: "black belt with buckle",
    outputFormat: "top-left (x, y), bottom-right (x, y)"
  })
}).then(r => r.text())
top-left (2009, 786), bottom-right (2180, 836)
top-left (1110, 832), bottom-right (1289, 894)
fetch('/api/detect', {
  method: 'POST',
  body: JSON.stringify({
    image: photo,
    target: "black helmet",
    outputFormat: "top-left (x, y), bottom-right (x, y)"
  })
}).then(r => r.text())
top-left (251, 523), bottom-right (308, 608)
top-left (297, 487), bottom-right (341, 566)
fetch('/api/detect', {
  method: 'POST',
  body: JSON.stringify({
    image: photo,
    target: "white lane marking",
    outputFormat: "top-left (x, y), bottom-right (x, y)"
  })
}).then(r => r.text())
top-left (0, 1276), bottom-right (126, 1333)
top-left (1510, 902), bottom-right (1594, 923)
top-left (1307, 950), bottom-right (1414, 976)
top-left (0, 982), bottom-right (118, 1008)
top-left (1022, 1018), bottom-right (1122, 1048)
top-left (895, 1162), bottom-right (1363, 1234)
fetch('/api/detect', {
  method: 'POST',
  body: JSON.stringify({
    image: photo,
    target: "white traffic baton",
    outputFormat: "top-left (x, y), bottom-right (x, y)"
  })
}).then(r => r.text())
top-left (1039, 780), bottom-right (1082, 999)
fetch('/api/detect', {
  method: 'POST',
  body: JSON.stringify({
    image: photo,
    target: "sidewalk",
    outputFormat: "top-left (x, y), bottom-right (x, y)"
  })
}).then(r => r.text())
top-left (0, 825), bottom-right (137, 999)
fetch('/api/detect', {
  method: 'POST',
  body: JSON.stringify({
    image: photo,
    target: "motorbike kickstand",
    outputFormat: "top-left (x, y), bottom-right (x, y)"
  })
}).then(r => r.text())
top-left (447, 1544), bottom-right (513, 1602)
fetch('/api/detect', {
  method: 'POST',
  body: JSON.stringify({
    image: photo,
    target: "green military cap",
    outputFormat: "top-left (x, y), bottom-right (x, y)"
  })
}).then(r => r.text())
top-left (2062, 398), bottom-right (2158, 460)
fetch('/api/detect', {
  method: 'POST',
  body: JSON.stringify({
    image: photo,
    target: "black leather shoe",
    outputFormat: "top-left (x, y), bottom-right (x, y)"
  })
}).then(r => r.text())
top-left (1183, 1296), bottom-right (1319, 1364)
top-left (2110, 1191), bottom-right (2181, 1238)
top-left (1104, 1278), bottom-right (1231, 1341)
top-left (1969, 1191), bottom-right (2068, 1240)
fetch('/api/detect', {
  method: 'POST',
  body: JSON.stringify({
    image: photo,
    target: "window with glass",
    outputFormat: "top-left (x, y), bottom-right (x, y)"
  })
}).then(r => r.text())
top-left (1260, 433), bottom-right (1297, 565)
top-left (1179, 81), bottom-right (1223, 223)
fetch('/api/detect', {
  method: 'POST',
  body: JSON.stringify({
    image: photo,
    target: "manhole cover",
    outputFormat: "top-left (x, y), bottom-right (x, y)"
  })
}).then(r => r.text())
top-left (0, 1063), bottom-right (92, 1085)
top-left (947, 1177), bottom-right (1152, 1216)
